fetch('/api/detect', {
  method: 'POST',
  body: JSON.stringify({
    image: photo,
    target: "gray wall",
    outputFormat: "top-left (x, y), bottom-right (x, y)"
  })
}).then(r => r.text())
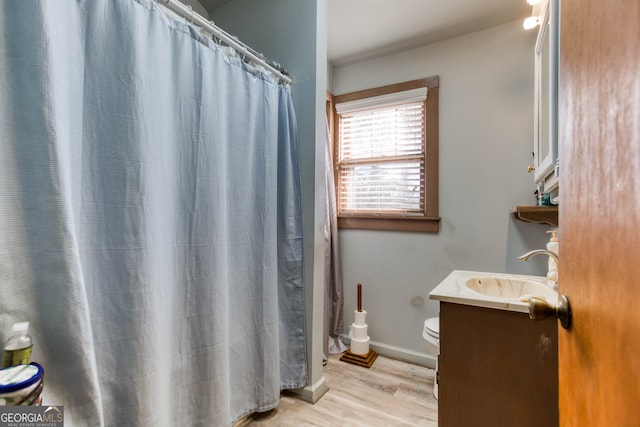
top-left (211, 0), bottom-right (328, 398)
top-left (331, 20), bottom-right (550, 365)
top-left (181, 0), bottom-right (209, 18)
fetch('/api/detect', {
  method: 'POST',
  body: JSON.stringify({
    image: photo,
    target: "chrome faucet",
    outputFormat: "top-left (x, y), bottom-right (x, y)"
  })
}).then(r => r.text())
top-left (518, 249), bottom-right (559, 291)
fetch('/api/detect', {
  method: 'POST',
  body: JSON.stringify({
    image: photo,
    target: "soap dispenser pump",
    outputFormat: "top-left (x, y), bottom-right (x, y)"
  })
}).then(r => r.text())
top-left (546, 229), bottom-right (559, 285)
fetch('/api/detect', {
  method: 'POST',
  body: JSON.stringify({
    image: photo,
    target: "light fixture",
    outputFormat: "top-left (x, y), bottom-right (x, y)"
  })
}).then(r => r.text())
top-left (524, 0), bottom-right (542, 30)
top-left (523, 16), bottom-right (540, 30)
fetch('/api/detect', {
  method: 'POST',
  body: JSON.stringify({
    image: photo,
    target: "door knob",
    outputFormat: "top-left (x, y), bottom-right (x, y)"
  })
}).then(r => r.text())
top-left (528, 295), bottom-right (572, 330)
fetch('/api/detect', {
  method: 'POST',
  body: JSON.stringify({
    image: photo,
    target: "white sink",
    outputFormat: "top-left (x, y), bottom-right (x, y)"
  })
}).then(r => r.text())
top-left (429, 270), bottom-right (558, 313)
top-left (464, 276), bottom-right (555, 302)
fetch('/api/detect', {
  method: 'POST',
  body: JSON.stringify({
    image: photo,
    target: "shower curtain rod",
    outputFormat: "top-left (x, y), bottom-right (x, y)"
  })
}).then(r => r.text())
top-left (159, 0), bottom-right (293, 84)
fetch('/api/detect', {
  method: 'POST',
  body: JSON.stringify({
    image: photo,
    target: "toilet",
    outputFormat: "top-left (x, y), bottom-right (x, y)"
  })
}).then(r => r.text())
top-left (422, 317), bottom-right (439, 399)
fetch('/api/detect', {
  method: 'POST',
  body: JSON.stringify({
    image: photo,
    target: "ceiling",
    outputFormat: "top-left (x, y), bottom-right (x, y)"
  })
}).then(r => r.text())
top-left (327, 0), bottom-right (531, 66)
top-left (199, 0), bottom-right (532, 67)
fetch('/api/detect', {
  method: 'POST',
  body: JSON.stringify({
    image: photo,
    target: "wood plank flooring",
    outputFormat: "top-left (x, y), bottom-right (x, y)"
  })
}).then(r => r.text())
top-left (241, 354), bottom-right (438, 426)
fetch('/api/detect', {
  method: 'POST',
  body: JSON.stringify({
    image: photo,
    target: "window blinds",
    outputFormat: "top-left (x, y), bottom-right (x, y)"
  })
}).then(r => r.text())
top-left (336, 88), bottom-right (427, 215)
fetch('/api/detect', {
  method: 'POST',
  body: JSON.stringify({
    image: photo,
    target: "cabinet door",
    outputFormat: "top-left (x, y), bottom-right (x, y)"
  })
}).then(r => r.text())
top-left (438, 303), bottom-right (558, 427)
top-left (533, 0), bottom-right (559, 191)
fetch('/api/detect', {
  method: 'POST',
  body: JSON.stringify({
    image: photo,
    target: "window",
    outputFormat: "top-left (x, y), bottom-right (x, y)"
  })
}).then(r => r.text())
top-left (332, 77), bottom-right (440, 232)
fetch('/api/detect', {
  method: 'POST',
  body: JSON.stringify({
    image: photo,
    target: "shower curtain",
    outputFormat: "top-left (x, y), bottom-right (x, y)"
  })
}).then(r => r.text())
top-left (0, 0), bottom-right (307, 425)
top-left (324, 120), bottom-right (347, 357)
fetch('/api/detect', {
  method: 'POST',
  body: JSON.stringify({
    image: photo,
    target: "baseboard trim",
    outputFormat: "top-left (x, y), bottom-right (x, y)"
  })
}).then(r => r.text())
top-left (289, 376), bottom-right (329, 403)
top-left (342, 335), bottom-right (436, 369)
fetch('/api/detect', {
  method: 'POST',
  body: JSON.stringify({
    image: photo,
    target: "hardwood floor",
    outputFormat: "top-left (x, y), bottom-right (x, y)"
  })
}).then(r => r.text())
top-left (241, 354), bottom-right (438, 426)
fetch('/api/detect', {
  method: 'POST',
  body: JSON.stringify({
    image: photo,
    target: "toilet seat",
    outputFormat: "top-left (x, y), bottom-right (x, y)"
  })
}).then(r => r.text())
top-left (423, 317), bottom-right (439, 339)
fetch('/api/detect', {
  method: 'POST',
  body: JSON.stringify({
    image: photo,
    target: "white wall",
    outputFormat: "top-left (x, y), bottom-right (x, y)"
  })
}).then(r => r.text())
top-left (211, 0), bottom-right (329, 401)
top-left (332, 20), bottom-right (550, 365)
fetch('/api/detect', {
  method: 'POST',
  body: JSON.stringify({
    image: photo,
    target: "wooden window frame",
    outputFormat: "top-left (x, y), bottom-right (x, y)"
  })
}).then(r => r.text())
top-left (330, 76), bottom-right (440, 232)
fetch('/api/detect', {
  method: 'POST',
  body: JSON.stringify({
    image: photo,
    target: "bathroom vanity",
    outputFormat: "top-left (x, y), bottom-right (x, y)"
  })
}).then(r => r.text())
top-left (430, 271), bottom-right (558, 427)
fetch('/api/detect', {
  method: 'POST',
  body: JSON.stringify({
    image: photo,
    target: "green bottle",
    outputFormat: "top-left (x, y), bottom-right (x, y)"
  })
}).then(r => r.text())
top-left (2, 322), bottom-right (33, 368)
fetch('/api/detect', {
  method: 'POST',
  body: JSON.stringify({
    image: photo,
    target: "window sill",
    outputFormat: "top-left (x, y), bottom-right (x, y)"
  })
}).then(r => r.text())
top-left (338, 216), bottom-right (441, 232)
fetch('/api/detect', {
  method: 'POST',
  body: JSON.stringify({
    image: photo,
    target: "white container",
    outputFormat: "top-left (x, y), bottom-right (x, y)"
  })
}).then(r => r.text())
top-left (0, 363), bottom-right (43, 406)
top-left (546, 230), bottom-right (559, 284)
top-left (2, 322), bottom-right (33, 368)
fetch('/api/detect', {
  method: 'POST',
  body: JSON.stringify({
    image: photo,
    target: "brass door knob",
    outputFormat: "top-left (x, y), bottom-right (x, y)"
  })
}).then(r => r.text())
top-left (528, 295), bottom-right (572, 330)
top-left (527, 165), bottom-right (536, 173)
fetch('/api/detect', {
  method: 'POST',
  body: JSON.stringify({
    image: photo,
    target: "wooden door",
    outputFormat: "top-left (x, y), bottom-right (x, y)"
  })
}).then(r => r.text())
top-left (559, 0), bottom-right (640, 425)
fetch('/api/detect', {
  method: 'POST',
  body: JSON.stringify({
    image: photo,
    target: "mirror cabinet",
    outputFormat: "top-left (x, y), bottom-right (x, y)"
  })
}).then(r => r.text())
top-left (532, 0), bottom-right (559, 197)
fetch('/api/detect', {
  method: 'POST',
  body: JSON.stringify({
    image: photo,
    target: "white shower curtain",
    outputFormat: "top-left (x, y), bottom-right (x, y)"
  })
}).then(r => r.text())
top-left (0, 0), bottom-right (307, 425)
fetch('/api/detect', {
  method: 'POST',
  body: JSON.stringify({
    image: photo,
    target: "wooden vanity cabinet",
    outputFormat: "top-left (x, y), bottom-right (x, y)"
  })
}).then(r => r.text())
top-left (438, 302), bottom-right (558, 427)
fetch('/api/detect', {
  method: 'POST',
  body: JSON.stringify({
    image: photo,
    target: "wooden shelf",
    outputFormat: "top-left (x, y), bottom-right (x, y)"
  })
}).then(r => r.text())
top-left (512, 205), bottom-right (558, 227)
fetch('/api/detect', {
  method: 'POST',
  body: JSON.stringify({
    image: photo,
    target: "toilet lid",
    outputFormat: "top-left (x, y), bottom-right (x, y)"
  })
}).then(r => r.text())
top-left (424, 317), bottom-right (439, 337)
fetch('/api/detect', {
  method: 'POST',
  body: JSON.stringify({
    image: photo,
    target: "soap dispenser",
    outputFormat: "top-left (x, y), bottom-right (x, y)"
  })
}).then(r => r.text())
top-left (546, 229), bottom-right (559, 285)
